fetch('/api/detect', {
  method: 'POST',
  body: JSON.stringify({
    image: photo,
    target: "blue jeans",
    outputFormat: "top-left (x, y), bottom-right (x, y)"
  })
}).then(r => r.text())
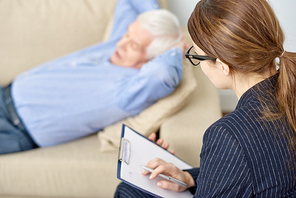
top-left (0, 86), bottom-right (38, 154)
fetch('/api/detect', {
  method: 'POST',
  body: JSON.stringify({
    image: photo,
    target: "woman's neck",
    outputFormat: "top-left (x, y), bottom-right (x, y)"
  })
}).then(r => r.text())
top-left (232, 68), bottom-right (277, 100)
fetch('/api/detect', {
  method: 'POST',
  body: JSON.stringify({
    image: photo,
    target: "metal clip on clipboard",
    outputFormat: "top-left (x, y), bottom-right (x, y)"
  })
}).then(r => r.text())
top-left (119, 138), bottom-right (131, 165)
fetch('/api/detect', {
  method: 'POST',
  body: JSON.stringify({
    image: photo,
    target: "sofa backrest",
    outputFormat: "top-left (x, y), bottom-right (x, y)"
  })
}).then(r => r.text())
top-left (0, 0), bottom-right (167, 85)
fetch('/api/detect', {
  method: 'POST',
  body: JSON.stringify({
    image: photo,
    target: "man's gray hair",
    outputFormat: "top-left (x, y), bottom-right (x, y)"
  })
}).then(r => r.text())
top-left (138, 9), bottom-right (182, 60)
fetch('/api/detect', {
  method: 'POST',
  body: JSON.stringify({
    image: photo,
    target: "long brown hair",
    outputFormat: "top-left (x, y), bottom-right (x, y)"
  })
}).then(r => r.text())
top-left (188, 0), bottom-right (296, 151)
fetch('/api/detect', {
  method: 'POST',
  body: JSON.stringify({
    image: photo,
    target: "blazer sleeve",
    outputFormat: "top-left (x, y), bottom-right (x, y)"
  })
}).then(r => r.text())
top-left (184, 168), bottom-right (200, 195)
top-left (191, 124), bottom-right (253, 197)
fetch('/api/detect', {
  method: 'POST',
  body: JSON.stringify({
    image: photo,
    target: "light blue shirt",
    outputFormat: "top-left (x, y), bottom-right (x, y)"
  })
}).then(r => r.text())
top-left (11, 0), bottom-right (183, 147)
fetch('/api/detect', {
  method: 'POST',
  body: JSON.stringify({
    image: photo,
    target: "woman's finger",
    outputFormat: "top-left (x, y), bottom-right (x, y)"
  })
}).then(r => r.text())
top-left (170, 150), bottom-right (175, 155)
top-left (146, 158), bottom-right (165, 169)
top-left (156, 180), bottom-right (187, 192)
top-left (162, 142), bottom-right (168, 149)
top-left (150, 164), bottom-right (166, 179)
top-left (147, 133), bottom-right (174, 152)
top-left (142, 158), bottom-right (166, 176)
top-left (156, 139), bottom-right (172, 151)
top-left (148, 133), bottom-right (157, 142)
top-left (156, 138), bottom-right (163, 146)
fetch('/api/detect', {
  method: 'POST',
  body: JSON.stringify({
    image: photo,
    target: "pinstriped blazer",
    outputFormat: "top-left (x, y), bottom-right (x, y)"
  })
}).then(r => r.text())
top-left (187, 73), bottom-right (296, 197)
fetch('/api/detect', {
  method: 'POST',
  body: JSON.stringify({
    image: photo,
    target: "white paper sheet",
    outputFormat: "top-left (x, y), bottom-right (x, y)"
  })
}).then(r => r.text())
top-left (118, 125), bottom-right (193, 198)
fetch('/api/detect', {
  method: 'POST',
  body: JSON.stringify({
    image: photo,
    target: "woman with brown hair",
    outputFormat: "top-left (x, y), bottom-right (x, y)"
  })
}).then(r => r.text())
top-left (114, 0), bottom-right (296, 197)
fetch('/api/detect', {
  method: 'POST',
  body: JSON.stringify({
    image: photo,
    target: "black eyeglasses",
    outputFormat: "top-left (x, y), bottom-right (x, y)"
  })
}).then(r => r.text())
top-left (185, 46), bottom-right (216, 66)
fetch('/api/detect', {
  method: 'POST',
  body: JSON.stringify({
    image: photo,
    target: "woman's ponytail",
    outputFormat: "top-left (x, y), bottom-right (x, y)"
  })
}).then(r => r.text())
top-left (276, 51), bottom-right (296, 151)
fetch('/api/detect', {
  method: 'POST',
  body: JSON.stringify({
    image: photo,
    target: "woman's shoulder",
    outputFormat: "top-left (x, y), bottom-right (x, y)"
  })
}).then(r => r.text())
top-left (204, 104), bottom-right (264, 146)
top-left (208, 105), bottom-right (257, 130)
top-left (203, 105), bottom-right (294, 196)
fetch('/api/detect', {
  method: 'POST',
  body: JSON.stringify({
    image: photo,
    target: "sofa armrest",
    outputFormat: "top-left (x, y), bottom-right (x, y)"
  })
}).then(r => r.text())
top-left (160, 65), bottom-right (222, 167)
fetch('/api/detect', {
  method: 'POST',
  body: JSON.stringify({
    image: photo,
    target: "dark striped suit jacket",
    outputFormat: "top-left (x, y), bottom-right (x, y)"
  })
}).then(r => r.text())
top-left (188, 73), bottom-right (296, 197)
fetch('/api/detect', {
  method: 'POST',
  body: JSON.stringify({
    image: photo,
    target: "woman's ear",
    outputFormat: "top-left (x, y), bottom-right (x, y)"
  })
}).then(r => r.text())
top-left (216, 58), bottom-right (230, 76)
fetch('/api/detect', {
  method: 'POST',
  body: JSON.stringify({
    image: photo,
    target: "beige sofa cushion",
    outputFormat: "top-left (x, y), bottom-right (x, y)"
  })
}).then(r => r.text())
top-left (98, 59), bottom-right (197, 151)
top-left (0, 0), bottom-right (116, 86)
top-left (0, 134), bottom-right (120, 198)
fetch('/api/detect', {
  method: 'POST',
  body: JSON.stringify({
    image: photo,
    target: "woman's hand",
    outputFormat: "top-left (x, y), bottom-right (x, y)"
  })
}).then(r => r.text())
top-left (148, 133), bottom-right (175, 154)
top-left (142, 158), bottom-right (195, 192)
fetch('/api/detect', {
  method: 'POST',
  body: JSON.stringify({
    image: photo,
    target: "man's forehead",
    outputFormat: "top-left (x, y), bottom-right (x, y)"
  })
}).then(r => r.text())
top-left (128, 21), bottom-right (153, 47)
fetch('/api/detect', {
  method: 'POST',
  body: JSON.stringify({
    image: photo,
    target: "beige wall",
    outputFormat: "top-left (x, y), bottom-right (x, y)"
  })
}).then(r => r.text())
top-left (169, 0), bottom-right (296, 112)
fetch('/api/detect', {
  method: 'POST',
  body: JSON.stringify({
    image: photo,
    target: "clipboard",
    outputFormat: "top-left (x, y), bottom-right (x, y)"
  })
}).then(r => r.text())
top-left (117, 124), bottom-right (193, 198)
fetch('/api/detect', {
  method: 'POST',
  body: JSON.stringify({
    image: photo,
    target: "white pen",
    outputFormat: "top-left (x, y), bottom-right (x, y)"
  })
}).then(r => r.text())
top-left (141, 165), bottom-right (187, 187)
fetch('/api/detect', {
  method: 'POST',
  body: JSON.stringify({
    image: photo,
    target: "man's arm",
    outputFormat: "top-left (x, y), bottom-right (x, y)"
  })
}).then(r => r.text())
top-left (109, 0), bottom-right (160, 42)
top-left (116, 48), bottom-right (183, 116)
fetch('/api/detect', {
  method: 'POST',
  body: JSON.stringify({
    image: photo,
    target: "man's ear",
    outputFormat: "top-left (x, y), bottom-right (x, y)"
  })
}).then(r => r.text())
top-left (216, 58), bottom-right (230, 76)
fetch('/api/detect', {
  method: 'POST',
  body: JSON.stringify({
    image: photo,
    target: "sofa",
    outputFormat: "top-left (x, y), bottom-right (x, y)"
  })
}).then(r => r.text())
top-left (0, 0), bottom-right (222, 197)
